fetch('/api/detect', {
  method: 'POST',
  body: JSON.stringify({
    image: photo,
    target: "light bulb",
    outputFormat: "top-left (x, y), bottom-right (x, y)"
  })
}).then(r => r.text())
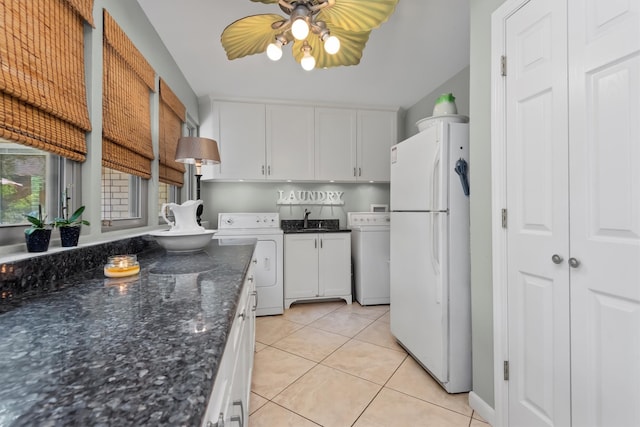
top-left (266, 41), bottom-right (283, 61)
top-left (291, 18), bottom-right (309, 40)
top-left (301, 51), bottom-right (315, 71)
top-left (323, 35), bottom-right (340, 55)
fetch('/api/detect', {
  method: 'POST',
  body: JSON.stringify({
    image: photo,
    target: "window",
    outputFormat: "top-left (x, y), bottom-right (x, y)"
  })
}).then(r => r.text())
top-left (101, 168), bottom-right (146, 230)
top-left (0, 140), bottom-right (80, 246)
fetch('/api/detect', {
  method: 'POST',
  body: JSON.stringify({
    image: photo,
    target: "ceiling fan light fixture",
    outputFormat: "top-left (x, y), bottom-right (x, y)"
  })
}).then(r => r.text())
top-left (291, 18), bottom-right (310, 40)
top-left (300, 43), bottom-right (316, 71)
top-left (266, 38), bottom-right (284, 61)
top-left (323, 34), bottom-right (340, 55)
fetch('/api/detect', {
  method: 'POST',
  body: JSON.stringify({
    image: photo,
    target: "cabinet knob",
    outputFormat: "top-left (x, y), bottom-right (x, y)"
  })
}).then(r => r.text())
top-left (569, 257), bottom-right (581, 268)
top-left (551, 254), bottom-right (563, 264)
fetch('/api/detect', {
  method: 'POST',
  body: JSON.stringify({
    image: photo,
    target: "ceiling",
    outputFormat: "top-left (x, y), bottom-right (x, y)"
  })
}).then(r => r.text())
top-left (137, 0), bottom-right (470, 110)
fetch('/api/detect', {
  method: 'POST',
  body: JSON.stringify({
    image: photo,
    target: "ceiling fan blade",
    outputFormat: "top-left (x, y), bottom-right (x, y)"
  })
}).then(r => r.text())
top-left (221, 14), bottom-right (284, 60)
top-left (319, 0), bottom-right (398, 32)
top-left (292, 28), bottom-right (370, 68)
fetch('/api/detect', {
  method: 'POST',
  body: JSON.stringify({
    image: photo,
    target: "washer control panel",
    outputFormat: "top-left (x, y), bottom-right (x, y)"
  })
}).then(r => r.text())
top-left (218, 212), bottom-right (280, 229)
top-left (347, 212), bottom-right (391, 228)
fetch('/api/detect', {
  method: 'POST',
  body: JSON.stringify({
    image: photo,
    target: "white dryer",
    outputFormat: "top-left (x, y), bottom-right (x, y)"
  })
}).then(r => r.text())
top-left (216, 213), bottom-right (283, 316)
top-left (348, 212), bottom-right (391, 305)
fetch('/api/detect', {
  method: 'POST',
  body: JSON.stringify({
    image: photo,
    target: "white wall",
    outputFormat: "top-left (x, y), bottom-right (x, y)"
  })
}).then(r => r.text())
top-left (469, 0), bottom-right (507, 409)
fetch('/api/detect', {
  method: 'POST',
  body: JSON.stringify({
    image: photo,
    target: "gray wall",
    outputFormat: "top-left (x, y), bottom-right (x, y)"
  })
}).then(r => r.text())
top-left (200, 182), bottom-right (390, 229)
top-left (468, 0), bottom-right (507, 409)
top-left (402, 66), bottom-right (470, 140)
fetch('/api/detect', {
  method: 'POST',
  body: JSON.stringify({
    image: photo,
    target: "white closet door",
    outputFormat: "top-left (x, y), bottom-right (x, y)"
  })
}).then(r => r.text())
top-left (568, 1), bottom-right (640, 425)
top-left (505, 0), bottom-right (570, 425)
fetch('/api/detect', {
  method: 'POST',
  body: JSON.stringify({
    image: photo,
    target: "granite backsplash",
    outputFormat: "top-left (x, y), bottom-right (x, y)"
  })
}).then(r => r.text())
top-left (0, 235), bottom-right (162, 313)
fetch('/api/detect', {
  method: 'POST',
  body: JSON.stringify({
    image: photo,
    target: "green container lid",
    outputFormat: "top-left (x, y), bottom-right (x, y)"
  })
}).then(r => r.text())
top-left (435, 93), bottom-right (456, 104)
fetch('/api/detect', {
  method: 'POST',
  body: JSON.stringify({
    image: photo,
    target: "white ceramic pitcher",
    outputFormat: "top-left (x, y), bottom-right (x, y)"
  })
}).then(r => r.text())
top-left (161, 200), bottom-right (204, 232)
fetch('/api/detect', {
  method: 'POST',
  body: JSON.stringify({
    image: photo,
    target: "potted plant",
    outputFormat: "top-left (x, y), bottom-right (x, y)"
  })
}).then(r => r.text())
top-left (54, 188), bottom-right (90, 247)
top-left (24, 205), bottom-right (52, 252)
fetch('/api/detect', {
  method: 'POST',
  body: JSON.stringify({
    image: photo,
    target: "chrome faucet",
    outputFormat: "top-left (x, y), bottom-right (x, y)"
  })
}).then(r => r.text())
top-left (303, 209), bottom-right (311, 228)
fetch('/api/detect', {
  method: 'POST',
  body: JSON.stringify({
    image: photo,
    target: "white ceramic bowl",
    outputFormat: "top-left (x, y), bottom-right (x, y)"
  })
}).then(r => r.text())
top-left (149, 229), bottom-right (216, 252)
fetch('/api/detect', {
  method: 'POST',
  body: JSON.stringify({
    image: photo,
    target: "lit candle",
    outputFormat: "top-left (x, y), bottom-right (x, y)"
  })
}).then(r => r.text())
top-left (104, 255), bottom-right (140, 278)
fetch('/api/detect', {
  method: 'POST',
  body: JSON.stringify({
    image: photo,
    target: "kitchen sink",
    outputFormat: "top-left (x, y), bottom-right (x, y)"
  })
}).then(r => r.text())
top-left (289, 227), bottom-right (334, 233)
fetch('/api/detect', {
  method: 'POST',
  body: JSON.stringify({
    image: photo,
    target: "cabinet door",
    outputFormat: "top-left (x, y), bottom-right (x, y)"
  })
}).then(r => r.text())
top-left (318, 233), bottom-right (351, 297)
top-left (284, 234), bottom-right (319, 299)
top-left (204, 101), bottom-right (265, 180)
top-left (315, 108), bottom-right (357, 181)
top-left (266, 104), bottom-right (315, 180)
top-left (357, 110), bottom-right (397, 182)
top-left (568, 1), bottom-right (640, 425)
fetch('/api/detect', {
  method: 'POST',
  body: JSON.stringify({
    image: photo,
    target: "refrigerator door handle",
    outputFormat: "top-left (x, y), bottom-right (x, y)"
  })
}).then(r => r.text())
top-left (431, 214), bottom-right (441, 304)
top-left (432, 147), bottom-right (441, 210)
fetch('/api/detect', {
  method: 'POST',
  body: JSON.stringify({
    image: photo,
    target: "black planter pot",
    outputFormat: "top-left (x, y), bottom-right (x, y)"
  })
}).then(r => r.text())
top-left (25, 229), bottom-right (52, 252)
top-left (59, 226), bottom-right (81, 247)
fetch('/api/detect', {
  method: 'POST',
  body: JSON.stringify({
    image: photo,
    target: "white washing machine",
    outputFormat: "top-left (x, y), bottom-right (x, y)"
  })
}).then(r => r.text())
top-left (348, 212), bottom-right (391, 306)
top-left (216, 213), bottom-right (283, 316)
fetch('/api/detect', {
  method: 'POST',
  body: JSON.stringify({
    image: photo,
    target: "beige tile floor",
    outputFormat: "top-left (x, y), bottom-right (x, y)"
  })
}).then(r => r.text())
top-left (249, 301), bottom-right (489, 427)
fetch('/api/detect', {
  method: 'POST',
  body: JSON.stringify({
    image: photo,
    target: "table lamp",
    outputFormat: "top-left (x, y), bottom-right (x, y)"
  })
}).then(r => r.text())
top-left (175, 137), bottom-right (220, 225)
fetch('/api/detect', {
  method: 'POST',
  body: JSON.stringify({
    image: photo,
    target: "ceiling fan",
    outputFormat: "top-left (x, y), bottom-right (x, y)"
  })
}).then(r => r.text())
top-left (221, 0), bottom-right (399, 71)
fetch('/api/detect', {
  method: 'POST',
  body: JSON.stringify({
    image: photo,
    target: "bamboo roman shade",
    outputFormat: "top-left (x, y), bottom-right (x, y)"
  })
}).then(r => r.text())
top-left (102, 10), bottom-right (156, 179)
top-left (0, 0), bottom-right (93, 161)
top-left (159, 78), bottom-right (186, 187)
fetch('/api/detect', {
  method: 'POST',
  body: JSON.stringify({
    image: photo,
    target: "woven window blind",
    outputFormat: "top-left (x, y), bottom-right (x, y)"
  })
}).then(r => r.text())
top-left (0, 0), bottom-right (93, 162)
top-left (102, 10), bottom-right (156, 179)
top-left (159, 78), bottom-right (186, 187)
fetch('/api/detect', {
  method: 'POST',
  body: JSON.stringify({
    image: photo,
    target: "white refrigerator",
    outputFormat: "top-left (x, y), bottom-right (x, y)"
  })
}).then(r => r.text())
top-left (389, 116), bottom-right (472, 393)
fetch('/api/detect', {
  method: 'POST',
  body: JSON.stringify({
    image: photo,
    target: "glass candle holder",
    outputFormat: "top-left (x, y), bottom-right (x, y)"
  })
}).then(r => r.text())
top-left (104, 254), bottom-right (140, 278)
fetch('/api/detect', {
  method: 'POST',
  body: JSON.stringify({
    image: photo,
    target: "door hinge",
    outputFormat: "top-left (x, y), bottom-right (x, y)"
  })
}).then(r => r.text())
top-left (501, 208), bottom-right (508, 229)
top-left (503, 360), bottom-right (509, 381)
top-left (501, 55), bottom-right (507, 76)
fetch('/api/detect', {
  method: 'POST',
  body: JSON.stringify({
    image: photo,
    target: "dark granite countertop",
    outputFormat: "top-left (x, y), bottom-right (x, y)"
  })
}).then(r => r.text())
top-left (0, 237), bottom-right (256, 427)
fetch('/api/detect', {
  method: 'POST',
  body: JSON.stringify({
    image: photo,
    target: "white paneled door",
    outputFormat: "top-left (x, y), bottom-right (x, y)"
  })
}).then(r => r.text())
top-left (568, 1), bottom-right (640, 425)
top-left (499, 0), bottom-right (640, 426)
top-left (505, 0), bottom-right (571, 425)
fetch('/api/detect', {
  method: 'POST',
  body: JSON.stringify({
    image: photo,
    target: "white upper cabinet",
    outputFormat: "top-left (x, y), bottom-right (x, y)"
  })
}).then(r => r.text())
top-left (357, 109), bottom-right (398, 182)
top-left (315, 108), bottom-right (398, 182)
top-left (314, 107), bottom-right (357, 181)
top-left (266, 104), bottom-right (315, 181)
top-left (200, 100), bottom-right (265, 180)
top-left (201, 98), bottom-right (397, 182)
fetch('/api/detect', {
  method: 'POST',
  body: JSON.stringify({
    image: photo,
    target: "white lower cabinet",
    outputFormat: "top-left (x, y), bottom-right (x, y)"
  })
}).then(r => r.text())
top-left (202, 260), bottom-right (256, 427)
top-left (284, 233), bottom-right (352, 309)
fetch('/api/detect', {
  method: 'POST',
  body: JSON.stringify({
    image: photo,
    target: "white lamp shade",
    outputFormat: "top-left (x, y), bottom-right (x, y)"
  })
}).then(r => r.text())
top-left (324, 35), bottom-right (340, 54)
top-left (291, 18), bottom-right (309, 40)
top-left (266, 42), bottom-right (283, 61)
top-left (301, 52), bottom-right (316, 71)
top-left (175, 137), bottom-right (220, 164)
